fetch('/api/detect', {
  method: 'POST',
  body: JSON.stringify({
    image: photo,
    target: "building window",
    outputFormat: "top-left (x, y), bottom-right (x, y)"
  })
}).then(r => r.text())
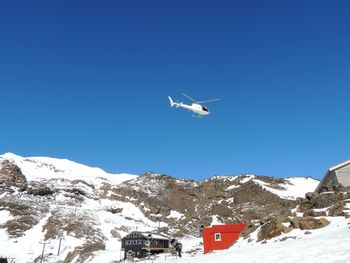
top-left (214, 233), bottom-right (221, 241)
top-left (138, 240), bottom-right (142, 245)
top-left (125, 241), bottom-right (129, 245)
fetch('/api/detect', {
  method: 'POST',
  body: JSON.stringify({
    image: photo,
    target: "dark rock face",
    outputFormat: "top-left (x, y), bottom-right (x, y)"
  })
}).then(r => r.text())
top-left (0, 160), bottom-right (27, 191)
top-left (26, 182), bottom-right (53, 196)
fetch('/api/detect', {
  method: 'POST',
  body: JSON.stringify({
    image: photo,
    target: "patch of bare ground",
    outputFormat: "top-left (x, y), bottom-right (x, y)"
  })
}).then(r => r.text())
top-left (63, 242), bottom-right (106, 263)
top-left (43, 209), bottom-right (105, 242)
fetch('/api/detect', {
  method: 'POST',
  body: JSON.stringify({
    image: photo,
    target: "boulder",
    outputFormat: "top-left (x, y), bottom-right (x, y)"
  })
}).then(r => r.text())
top-left (257, 216), bottom-right (292, 241)
top-left (297, 217), bottom-right (330, 230)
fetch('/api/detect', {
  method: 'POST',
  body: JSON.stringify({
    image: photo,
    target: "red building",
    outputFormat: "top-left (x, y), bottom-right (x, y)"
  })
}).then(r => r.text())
top-left (202, 223), bottom-right (247, 254)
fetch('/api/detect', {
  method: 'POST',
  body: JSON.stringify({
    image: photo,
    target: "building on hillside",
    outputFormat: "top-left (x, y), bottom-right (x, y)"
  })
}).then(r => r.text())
top-left (121, 231), bottom-right (170, 260)
top-left (202, 223), bottom-right (247, 254)
top-left (315, 160), bottom-right (350, 193)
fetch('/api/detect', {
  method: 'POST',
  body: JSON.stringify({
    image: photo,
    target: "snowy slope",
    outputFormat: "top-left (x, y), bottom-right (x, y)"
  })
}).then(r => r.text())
top-left (0, 152), bottom-right (137, 185)
top-left (144, 217), bottom-right (350, 263)
top-left (221, 174), bottom-right (319, 200)
top-left (254, 177), bottom-right (320, 200)
top-left (0, 153), bottom-right (143, 262)
top-left (0, 191), bottom-right (167, 262)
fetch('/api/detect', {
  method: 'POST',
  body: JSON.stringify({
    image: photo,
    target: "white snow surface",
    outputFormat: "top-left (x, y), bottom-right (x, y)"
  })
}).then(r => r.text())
top-left (142, 217), bottom-right (350, 263)
top-left (253, 177), bottom-right (320, 200)
top-left (167, 210), bottom-right (184, 220)
top-left (0, 210), bottom-right (12, 224)
top-left (0, 152), bottom-right (137, 185)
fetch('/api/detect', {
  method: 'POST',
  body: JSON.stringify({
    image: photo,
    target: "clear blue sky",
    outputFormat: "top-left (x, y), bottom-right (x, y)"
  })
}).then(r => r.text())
top-left (1, 0), bottom-right (349, 180)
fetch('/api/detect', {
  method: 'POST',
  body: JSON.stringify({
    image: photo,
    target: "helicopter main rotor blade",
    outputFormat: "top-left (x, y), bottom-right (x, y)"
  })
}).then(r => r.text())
top-left (196, 98), bottom-right (220, 104)
top-left (182, 93), bottom-right (197, 103)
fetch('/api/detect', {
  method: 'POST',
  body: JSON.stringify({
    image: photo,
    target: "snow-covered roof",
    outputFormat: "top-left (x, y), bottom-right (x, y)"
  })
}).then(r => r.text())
top-left (329, 159), bottom-right (350, 171)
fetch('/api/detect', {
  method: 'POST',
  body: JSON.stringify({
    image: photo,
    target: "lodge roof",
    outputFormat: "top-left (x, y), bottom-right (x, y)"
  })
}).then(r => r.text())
top-left (122, 231), bottom-right (170, 241)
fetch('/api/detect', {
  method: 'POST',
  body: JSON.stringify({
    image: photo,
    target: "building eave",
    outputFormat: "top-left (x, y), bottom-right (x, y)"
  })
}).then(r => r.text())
top-left (329, 159), bottom-right (350, 171)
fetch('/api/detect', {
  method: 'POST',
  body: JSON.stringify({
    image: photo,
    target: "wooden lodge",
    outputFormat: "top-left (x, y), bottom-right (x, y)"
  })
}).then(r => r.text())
top-left (121, 231), bottom-right (170, 260)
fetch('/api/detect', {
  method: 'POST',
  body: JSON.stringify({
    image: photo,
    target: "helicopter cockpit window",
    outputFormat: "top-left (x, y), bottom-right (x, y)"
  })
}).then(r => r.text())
top-left (202, 106), bottom-right (209, 112)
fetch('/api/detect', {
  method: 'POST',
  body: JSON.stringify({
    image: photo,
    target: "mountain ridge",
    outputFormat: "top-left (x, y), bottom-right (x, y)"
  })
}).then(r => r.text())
top-left (0, 152), bottom-right (331, 263)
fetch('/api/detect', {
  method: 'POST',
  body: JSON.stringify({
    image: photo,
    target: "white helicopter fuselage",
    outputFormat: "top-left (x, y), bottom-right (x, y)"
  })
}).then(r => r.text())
top-left (168, 96), bottom-right (209, 115)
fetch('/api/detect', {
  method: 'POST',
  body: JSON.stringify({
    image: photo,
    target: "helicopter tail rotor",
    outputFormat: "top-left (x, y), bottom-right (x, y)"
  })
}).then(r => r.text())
top-left (168, 96), bottom-right (175, 107)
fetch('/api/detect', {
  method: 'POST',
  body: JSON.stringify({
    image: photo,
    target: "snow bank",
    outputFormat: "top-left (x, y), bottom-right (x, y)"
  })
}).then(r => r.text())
top-left (146, 217), bottom-right (350, 263)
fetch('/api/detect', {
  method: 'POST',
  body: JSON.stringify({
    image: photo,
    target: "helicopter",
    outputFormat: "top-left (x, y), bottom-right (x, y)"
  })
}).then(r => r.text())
top-left (168, 93), bottom-right (220, 117)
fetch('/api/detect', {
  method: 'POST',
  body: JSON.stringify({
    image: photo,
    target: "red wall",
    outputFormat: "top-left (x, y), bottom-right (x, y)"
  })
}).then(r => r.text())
top-left (202, 224), bottom-right (247, 254)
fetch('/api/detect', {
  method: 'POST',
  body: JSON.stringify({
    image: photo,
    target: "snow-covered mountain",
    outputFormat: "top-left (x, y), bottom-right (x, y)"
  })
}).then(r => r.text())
top-left (0, 153), bottom-right (349, 263)
top-left (1, 152), bottom-right (137, 185)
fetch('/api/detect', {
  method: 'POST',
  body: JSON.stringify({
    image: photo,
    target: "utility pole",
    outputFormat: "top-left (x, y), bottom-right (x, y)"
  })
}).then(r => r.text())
top-left (39, 241), bottom-right (49, 263)
top-left (57, 236), bottom-right (64, 256)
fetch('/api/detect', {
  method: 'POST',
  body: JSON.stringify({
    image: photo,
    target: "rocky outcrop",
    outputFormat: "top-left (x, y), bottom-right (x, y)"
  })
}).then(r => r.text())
top-left (253, 187), bottom-right (350, 242)
top-left (0, 160), bottom-right (27, 191)
top-left (62, 242), bottom-right (106, 263)
top-left (0, 195), bottom-right (50, 237)
top-left (258, 216), bottom-right (292, 241)
top-left (297, 189), bottom-right (350, 217)
top-left (103, 173), bottom-right (299, 237)
top-left (257, 216), bottom-right (330, 241)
